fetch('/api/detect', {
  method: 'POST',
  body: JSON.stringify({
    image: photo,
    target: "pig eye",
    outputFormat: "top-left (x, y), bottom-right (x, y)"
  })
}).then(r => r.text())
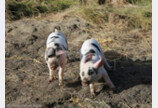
top-left (82, 72), bottom-right (84, 76)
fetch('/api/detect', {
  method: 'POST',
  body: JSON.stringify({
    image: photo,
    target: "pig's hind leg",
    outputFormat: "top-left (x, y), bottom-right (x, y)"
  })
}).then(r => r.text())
top-left (58, 55), bottom-right (67, 86)
top-left (102, 69), bottom-right (115, 90)
top-left (58, 67), bottom-right (64, 86)
top-left (47, 62), bottom-right (55, 82)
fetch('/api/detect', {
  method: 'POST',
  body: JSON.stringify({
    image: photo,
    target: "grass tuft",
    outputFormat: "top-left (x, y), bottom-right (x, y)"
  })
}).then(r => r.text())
top-left (6, 0), bottom-right (74, 21)
top-left (53, 0), bottom-right (73, 11)
top-left (82, 8), bottom-right (109, 24)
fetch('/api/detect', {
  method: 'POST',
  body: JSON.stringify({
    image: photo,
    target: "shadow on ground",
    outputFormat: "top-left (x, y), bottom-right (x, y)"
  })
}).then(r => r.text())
top-left (66, 50), bottom-right (152, 94)
top-left (103, 50), bottom-right (152, 93)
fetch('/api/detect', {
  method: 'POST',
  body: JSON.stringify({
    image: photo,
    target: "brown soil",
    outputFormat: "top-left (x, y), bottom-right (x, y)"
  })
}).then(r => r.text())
top-left (5, 14), bottom-right (152, 108)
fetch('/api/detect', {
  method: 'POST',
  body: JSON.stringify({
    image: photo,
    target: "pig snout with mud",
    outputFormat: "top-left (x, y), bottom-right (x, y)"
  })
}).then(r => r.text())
top-left (45, 29), bottom-right (68, 86)
top-left (80, 39), bottom-right (115, 96)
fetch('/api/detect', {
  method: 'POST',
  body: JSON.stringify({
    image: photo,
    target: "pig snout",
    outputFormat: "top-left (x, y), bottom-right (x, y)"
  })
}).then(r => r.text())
top-left (82, 78), bottom-right (91, 85)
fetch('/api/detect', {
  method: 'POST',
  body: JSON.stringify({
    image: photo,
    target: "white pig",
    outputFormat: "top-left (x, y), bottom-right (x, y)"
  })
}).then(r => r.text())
top-left (45, 29), bottom-right (68, 86)
top-left (80, 39), bottom-right (115, 96)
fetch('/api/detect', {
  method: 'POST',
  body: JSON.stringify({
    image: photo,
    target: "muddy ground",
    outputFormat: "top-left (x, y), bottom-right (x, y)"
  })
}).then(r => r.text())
top-left (5, 15), bottom-right (152, 108)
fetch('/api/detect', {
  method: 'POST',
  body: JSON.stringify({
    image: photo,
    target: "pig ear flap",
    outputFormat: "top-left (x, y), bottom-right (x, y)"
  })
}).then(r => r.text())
top-left (93, 56), bottom-right (103, 69)
top-left (84, 53), bottom-right (93, 63)
top-left (56, 50), bottom-right (66, 55)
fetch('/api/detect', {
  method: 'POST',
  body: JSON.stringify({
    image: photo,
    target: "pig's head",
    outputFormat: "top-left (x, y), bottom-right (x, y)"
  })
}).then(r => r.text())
top-left (80, 53), bottom-right (103, 84)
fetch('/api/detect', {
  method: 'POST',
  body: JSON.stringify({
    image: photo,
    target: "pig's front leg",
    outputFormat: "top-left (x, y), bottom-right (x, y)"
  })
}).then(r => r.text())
top-left (47, 63), bottom-right (55, 82)
top-left (89, 82), bottom-right (95, 96)
top-left (102, 70), bottom-right (115, 90)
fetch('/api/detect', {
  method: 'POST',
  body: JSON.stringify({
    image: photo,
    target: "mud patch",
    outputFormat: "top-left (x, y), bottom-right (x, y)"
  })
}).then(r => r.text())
top-left (6, 17), bottom-right (151, 107)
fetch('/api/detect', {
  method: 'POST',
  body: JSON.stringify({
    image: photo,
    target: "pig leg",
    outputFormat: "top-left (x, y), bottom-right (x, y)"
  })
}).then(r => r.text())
top-left (89, 82), bottom-right (95, 96)
top-left (47, 63), bottom-right (55, 82)
top-left (58, 54), bottom-right (67, 86)
top-left (102, 70), bottom-right (115, 89)
top-left (58, 67), bottom-right (64, 86)
top-left (81, 81), bottom-right (88, 86)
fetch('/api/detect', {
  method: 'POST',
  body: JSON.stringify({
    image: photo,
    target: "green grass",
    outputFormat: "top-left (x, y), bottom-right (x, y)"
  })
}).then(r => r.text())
top-left (111, 2), bottom-right (152, 30)
top-left (6, 0), bottom-right (74, 20)
top-left (6, 0), bottom-right (152, 30)
top-left (128, 0), bottom-right (152, 5)
top-left (82, 8), bottom-right (109, 24)
top-left (53, 0), bottom-right (73, 11)
top-left (79, 0), bottom-right (152, 30)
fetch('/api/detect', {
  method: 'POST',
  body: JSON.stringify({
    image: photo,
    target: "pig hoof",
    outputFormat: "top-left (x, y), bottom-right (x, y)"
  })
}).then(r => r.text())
top-left (91, 93), bottom-right (96, 98)
top-left (49, 79), bottom-right (53, 83)
top-left (110, 86), bottom-right (116, 91)
top-left (59, 82), bottom-right (63, 86)
top-left (49, 78), bottom-right (54, 83)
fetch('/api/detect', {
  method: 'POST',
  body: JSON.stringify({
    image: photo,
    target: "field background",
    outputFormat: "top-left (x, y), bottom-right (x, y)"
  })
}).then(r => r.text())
top-left (5, 0), bottom-right (152, 107)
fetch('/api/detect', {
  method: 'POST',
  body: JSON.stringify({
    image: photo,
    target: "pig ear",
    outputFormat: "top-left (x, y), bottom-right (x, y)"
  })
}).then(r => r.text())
top-left (56, 50), bottom-right (66, 55)
top-left (84, 53), bottom-right (93, 63)
top-left (93, 56), bottom-right (103, 69)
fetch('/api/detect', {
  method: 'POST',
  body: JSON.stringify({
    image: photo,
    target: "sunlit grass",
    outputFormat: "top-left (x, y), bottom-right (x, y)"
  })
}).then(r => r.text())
top-left (6, 0), bottom-right (74, 20)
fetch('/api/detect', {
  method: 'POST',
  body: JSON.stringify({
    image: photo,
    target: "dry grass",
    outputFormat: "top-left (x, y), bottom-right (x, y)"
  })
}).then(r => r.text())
top-left (74, 2), bottom-right (151, 30)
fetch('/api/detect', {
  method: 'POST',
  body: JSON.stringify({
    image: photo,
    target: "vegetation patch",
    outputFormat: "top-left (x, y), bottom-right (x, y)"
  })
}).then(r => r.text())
top-left (6, 0), bottom-right (152, 30)
top-left (53, 0), bottom-right (73, 11)
top-left (6, 0), bottom-right (74, 20)
top-left (80, 0), bottom-right (151, 30)
top-left (127, 0), bottom-right (152, 5)
top-left (82, 8), bottom-right (109, 24)
top-left (111, 4), bottom-right (152, 30)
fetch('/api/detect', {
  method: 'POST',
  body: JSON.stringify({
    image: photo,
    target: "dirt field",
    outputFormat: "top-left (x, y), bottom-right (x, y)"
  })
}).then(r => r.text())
top-left (5, 11), bottom-right (152, 107)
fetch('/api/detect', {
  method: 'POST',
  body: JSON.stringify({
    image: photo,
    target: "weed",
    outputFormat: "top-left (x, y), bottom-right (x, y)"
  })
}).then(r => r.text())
top-left (53, 0), bottom-right (73, 12)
